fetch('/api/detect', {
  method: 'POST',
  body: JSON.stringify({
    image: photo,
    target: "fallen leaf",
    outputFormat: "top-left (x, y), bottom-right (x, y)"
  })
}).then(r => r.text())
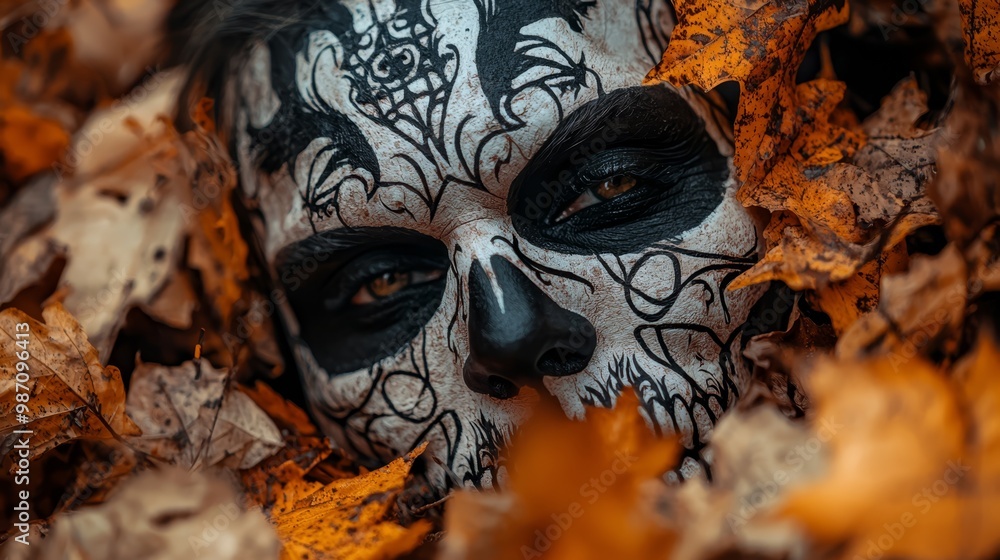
top-left (125, 359), bottom-right (283, 470)
top-left (0, 105), bottom-right (69, 184)
top-left (663, 406), bottom-right (824, 560)
top-left (270, 444), bottom-right (431, 560)
top-left (238, 381), bottom-right (341, 511)
top-left (1, 467), bottom-right (281, 560)
top-left (852, 77), bottom-right (943, 228)
top-left (442, 392), bottom-right (679, 560)
top-left (744, 306), bottom-right (837, 416)
top-left (182, 103), bottom-right (250, 328)
top-left (0, 303), bottom-right (140, 462)
top-left (645, 0), bottom-right (849, 183)
top-left (957, 0), bottom-right (1000, 84)
top-left (1, 71), bottom-right (193, 360)
top-left (780, 335), bottom-right (1000, 559)
top-left (928, 79), bottom-right (1000, 247)
top-left (836, 243), bottom-right (968, 361)
top-left (808, 241), bottom-right (909, 334)
top-left (54, 441), bottom-right (141, 513)
top-left (733, 77), bottom-right (942, 295)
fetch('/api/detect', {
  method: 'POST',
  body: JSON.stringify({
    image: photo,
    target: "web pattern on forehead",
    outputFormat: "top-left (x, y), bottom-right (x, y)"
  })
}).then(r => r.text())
top-left (247, 0), bottom-right (612, 227)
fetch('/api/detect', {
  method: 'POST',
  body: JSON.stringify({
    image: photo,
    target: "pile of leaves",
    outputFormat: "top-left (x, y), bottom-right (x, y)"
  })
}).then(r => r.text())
top-left (0, 0), bottom-right (998, 558)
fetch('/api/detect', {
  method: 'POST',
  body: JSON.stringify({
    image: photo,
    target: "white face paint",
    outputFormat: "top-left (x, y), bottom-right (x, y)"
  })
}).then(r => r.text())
top-left (232, 0), bottom-right (763, 490)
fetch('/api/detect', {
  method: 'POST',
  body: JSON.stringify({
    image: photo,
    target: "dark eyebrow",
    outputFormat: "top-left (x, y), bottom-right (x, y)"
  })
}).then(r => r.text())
top-left (276, 227), bottom-right (440, 272)
top-left (524, 84), bottom-right (706, 170)
top-left (508, 84), bottom-right (709, 201)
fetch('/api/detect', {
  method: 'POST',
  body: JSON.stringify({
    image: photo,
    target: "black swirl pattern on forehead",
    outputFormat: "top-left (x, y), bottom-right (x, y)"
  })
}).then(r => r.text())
top-left (243, 0), bottom-right (612, 225)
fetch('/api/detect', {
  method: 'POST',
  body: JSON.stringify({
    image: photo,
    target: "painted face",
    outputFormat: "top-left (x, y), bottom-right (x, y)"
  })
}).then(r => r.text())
top-left (231, 0), bottom-right (764, 490)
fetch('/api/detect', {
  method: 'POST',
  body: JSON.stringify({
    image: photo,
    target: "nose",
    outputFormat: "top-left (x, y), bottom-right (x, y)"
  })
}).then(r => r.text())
top-left (463, 255), bottom-right (597, 399)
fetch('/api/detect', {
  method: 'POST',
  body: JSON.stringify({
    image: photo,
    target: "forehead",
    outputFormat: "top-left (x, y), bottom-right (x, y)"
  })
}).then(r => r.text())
top-left (235, 0), bottom-right (674, 257)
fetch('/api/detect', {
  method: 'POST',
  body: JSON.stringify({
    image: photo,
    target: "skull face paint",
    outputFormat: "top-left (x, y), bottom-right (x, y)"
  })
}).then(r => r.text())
top-left (225, 0), bottom-right (765, 490)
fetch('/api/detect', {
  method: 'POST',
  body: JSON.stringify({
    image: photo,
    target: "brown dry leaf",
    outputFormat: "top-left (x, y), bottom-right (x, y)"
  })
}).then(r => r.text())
top-left (0, 303), bottom-right (139, 461)
top-left (182, 100), bottom-right (250, 328)
top-left (241, 381), bottom-right (320, 438)
top-left (808, 241), bottom-right (909, 334)
top-left (646, 0), bottom-right (943, 343)
top-left (270, 444), bottom-right (431, 560)
top-left (238, 381), bottom-right (339, 510)
top-left (738, 79), bottom-right (865, 242)
top-left (928, 79), bottom-right (1000, 246)
top-left (779, 335), bottom-right (1000, 560)
top-left (731, 211), bottom-right (883, 291)
top-left (2, 467), bottom-right (281, 560)
top-left (125, 359), bottom-right (283, 470)
top-left (61, 0), bottom-right (174, 96)
top-left (663, 406), bottom-right (826, 560)
top-left (0, 175), bottom-right (59, 305)
top-left (54, 441), bottom-right (141, 513)
top-left (645, 0), bottom-right (849, 183)
top-left (836, 244), bottom-right (968, 360)
top-left (442, 391), bottom-right (679, 560)
top-left (744, 306), bottom-right (837, 415)
top-left (733, 77), bottom-right (941, 293)
top-left (0, 104), bottom-right (69, 184)
top-left (7, 0), bottom-right (171, 104)
top-left (958, 0), bottom-right (1000, 84)
top-left (852, 77), bottom-right (943, 228)
top-left (0, 71), bottom-right (193, 360)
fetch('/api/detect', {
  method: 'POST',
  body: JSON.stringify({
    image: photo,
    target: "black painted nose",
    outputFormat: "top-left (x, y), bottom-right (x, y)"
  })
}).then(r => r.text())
top-left (464, 255), bottom-right (596, 399)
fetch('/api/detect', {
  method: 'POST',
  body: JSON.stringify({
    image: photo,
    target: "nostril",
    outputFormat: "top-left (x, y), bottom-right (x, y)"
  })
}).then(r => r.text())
top-left (487, 375), bottom-right (520, 400)
top-left (536, 347), bottom-right (590, 376)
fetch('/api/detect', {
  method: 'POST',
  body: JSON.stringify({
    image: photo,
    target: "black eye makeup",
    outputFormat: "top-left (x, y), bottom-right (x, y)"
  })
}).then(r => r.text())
top-left (507, 84), bottom-right (729, 255)
top-left (277, 228), bottom-right (449, 375)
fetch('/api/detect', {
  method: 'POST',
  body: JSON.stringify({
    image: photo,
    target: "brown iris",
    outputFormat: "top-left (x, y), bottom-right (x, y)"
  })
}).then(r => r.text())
top-left (366, 271), bottom-right (409, 298)
top-left (350, 269), bottom-right (445, 305)
top-left (594, 174), bottom-right (637, 199)
top-left (554, 174), bottom-right (639, 223)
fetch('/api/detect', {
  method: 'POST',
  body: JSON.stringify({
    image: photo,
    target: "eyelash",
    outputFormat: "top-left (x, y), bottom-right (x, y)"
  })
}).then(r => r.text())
top-left (321, 257), bottom-right (446, 311)
top-left (548, 150), bottom-right (682, 224)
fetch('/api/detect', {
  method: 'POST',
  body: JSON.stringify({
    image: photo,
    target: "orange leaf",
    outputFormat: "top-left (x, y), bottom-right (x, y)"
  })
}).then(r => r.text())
top-left (270, 444), bottom-right (430, 560)
top-left (0, 105), bottom-right (69, 184)
top-left (444, 392), bottom-right (679, 560)
top-left (958, 0), bottom-right (1000, 84)
top-left (780, 335), bottom-right (1000, 559)
top-left (646, 0), bottom-right (849, 182)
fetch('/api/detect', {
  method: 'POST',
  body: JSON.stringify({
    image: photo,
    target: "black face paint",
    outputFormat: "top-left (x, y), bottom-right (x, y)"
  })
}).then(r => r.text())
top-left (507, 85), bottom-right (728, 255)
top-left (476, 0), bottom-right (602, 127)
top-left (278, 227), bottom-right (450, 374)
top-left (464, 255), bottom-right (597, 399)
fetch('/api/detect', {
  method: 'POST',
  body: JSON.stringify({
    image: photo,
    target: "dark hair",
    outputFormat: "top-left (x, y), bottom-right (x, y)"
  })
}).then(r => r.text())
top-left (169, 0), bottom-right (368, 175)
top-left (168, 0), bottom-right (342, 134)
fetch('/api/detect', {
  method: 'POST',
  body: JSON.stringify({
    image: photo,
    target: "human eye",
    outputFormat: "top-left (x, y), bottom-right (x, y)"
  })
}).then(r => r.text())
top-left (278, 228), bottom-right (449, 374)
top-left (507, 85), bottom-right (730, 255)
